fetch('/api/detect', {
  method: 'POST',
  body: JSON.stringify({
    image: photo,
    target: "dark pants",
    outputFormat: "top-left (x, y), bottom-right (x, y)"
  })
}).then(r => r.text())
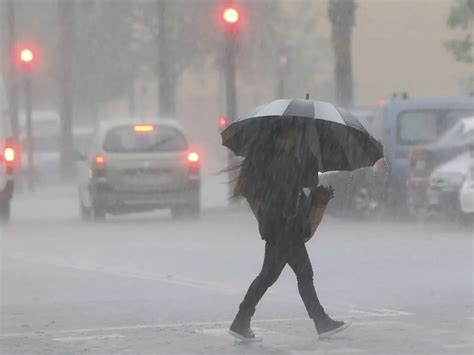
top-left (237, 241), bottom-right (325, 321)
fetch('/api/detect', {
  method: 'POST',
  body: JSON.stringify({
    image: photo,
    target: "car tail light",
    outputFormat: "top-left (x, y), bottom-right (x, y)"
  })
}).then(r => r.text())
top-left (186, 151), bottom-right (200, 174)
top-left (408, 149), bottom-right (427, 161)
top-left (1, 138), bottom-right (20, 173)
top-left (187, 152), bottom-right (199, 163)
top-left (91, 154), bottom-right (107, 177)
top-left (4, 147), bottom-right (15, 163)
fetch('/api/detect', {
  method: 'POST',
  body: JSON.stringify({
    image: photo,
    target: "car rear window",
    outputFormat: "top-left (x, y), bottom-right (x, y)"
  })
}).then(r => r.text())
top-left (103, 125), bottom-right (188, 153)
top-left (397, 109), bottom-right (474, 145)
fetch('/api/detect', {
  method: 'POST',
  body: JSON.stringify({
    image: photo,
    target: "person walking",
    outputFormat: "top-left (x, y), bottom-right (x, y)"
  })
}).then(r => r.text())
top-left (228, 121), bottom-right (351, 341)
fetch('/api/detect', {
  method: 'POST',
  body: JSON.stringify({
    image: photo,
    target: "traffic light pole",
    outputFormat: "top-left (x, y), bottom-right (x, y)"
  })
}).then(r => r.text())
top-left (6, 0), bottom-right (19, 138)
top-left (24, 76), bottom-right (34, 192)
top-left (224, 33), bottom-right (238, 199)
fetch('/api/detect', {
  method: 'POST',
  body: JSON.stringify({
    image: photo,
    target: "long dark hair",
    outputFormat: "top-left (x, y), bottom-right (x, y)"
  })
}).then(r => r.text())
top-left (231, 121), bottom-right (287, 200)
top-left (229, 118), bottom-right (314, 200)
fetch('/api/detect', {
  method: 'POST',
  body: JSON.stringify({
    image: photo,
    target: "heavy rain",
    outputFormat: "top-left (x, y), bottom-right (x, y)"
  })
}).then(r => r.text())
top-left (0, 1), bottom-right (473, 354)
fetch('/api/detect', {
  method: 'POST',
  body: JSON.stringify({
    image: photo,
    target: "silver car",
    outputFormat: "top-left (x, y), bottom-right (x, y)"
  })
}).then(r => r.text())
top-left (77, 120), bottom-right (201, 221)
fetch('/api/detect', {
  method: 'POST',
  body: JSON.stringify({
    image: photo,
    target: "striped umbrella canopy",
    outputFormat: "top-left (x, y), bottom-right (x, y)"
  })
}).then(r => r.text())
top-left (221, 98), bottom-right (384, 172)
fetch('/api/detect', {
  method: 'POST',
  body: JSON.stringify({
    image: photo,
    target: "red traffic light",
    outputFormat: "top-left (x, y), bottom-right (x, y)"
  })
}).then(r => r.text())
top-left (223, 7), bottom-right (239, 24)
top-left (217, 3), bottom-right (244, 33)
top-left (12, 43), bottom-right (40, 72)
top-left (20, 48), bottom-right (34, 63)
top-left (217, 115), bottom-right (229, 130)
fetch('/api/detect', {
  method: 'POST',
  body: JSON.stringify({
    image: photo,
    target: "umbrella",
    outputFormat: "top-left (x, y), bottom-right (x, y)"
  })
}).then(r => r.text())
top-left (221, 97), bottom-right (384, 172)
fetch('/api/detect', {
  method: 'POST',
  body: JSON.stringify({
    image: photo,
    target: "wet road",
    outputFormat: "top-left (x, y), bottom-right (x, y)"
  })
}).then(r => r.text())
top-left (1, 186), bottom-right (473, 354)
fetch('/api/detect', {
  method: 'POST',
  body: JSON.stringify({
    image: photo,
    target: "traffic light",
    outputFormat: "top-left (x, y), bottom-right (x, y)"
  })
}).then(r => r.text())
top-left (217, 115), bottom-right (229, 130)
top-left (12, 43), bottom-right (40, 72)
top-left (217, 3), bottom-right (244, 33)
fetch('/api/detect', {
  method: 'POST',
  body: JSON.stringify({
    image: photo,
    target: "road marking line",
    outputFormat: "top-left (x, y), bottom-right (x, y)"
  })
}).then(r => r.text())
top-left (53, 334), bottom-right (125, 342)
top-left (0, 318), bottom-right (305, 338)
top-left (5, 255), bottom-right (416, 323)
top-left (325, 348), bottom-right (368, 354)
top-left (441, 343), bottom-right (473, 349)
top-left (347, 309), bottom-right (414, 317)
top-left (0, 317), bottom-right (412, 339)
top-left (352, 320), bottom-right (403, 326)
top-left (8, 253), bottom-right (245, 295)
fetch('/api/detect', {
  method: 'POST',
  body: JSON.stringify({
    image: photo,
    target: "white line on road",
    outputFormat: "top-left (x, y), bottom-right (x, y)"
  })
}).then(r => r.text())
top-left (0, 317), bottom-right (404, 339)
top-left (0, 318), bottom-right (306, 338)
top-left (325, 348), bottom-right (368, 354)
top-left (441, 343), bottom-right (473, 349)
top-left (6, 254), bottom-right (416, 323)
top-left (347, 308), bottom-right (414, 317)
top-left (53, 334), bottom-right (125, 342)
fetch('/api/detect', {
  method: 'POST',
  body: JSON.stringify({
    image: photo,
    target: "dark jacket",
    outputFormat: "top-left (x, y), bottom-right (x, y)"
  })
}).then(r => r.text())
top-left (243, 152), bottom-right (319, 244)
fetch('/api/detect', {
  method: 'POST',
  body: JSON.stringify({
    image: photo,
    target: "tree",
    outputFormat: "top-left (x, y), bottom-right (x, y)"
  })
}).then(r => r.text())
top-left (132, 0), bottom-right (218, 118)
top-left (328, 0), bottom-right (356, 108)
top-left (445, 0), bottom-right (474, 64)
top-left (58, 0), bottom-right (75, 179)
top-left (72, 1), bottom-right (140, 120)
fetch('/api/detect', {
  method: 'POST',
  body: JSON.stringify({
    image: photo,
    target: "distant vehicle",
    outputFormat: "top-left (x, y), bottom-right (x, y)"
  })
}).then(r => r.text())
top-left (19, 111), bottom-right (93, 184)
top-left (322, 106), bottom-right (386, 218)
top-left (348, 107), bottom-right (378, 138)
top-left (459, 147), bottom-right (474, 217)
top-left (19, 110), bottom-right (60, 184)
top-left (426, 151), bottom-right (471, 219)
top-left (407, 117), bottom-right (474, 217)
top-left (77, 120), bottom-right (201, 221)
top-left (372, 96), bottom-right (474, 213)
top-left (0, 74), bottom-right (20, 223)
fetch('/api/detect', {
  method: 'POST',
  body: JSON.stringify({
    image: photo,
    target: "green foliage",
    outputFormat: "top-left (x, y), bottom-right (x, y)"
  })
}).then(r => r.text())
top-left (444, 35), bottom-right (473, 63)
top-left (445, 0), bottom-right (474, 63)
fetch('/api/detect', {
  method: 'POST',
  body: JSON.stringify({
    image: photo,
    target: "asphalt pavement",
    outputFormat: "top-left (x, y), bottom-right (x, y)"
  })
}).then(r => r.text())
top-left (0, 185), bottom-right (473, 354)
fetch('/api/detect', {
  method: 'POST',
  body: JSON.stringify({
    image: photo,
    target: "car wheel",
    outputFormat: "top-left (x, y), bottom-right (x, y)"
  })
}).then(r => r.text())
top-left (185, 199), bottom-right (201, 219)
top-left (408, 201), bottom-right (432, 221)
top-left (91, 203), bottom-right (106, 221)
top-left (171, 206), bottom-right (185, 220)
top-left (79, 200), bottom-right (91, 221)
top-left (0, 200), bottom-right (11, 224)
top-left (460, 213), bottom-right (474, 229)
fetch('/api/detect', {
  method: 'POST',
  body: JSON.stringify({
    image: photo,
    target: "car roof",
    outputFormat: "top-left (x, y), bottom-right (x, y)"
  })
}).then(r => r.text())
top-left (384, 97), bottom-right (474, 111)
top-left (460, 116), bottom-right (474, 132)
top-left (432, 151), bottom-right (470, 176)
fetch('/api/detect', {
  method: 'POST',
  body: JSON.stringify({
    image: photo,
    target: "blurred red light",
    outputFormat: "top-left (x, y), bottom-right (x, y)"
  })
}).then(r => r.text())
top-left (217, 116), bottom-right (229, 129)
top-left (20, 49), bottom-right (34, 63)
top-left (223, 7), bottom-right (239, 24)
top-left (216, 3), bottom-right (244, 32)
top-left (94, 154), bottom-right (106, 166)
top-left (4, 147), bottom-right (15, 162)
top-left (187, 152), bottom-right (199, 163)
top-left (12, 43), bottom-right (40, 72)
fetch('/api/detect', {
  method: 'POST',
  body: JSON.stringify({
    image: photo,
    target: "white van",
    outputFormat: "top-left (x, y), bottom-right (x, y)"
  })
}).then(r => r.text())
top-left (0, 74), bottom-right (18, 223)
